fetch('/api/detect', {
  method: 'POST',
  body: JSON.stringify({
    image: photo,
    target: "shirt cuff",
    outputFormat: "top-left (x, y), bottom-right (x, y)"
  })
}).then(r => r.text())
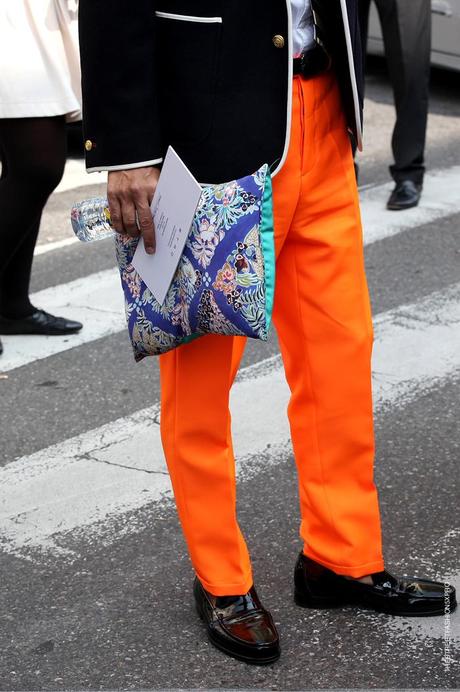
top-left (86, 157), bottom-right (163, 173)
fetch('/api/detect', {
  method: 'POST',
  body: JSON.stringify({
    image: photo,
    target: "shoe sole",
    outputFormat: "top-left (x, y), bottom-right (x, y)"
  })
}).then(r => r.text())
top-left (0, 328), bottom-right (83, 336)
top-left (195, 603), bottom-right (281, 665)
top-left (294, 590), bottom-right (457, 617)
top-left (386, 201), bottom-right (420, 211)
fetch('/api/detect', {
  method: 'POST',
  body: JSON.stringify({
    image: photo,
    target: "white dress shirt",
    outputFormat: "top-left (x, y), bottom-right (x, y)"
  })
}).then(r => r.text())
top-left (291, 0), bottom-right (315, 57)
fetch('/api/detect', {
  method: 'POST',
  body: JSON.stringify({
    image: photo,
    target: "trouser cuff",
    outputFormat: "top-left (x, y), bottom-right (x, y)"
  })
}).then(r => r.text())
top-left (197, 570), bottom-right (254, 597)
top-left (302, 548), bottom-right (385, 578)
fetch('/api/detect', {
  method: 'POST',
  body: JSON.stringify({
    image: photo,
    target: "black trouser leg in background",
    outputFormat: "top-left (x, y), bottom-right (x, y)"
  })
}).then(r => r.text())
top-left (0, 116), bottom-right (67, 318)
top-left (358, 0), bottom-right (431, 185)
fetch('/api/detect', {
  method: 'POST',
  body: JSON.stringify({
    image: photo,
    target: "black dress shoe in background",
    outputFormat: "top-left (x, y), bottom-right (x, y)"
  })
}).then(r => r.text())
top-left (294, 553), bottom-right (457, 617)
top-left (0, 309), bottom-right (82, 336)
top-left (387, 180), bottom-right (422, 210)
top-left (193, 577), bottom-right (280, 664)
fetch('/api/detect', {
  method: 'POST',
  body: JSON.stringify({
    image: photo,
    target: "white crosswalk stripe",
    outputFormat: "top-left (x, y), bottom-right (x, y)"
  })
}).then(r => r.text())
top-left (54, 158), bottom-right (107, 194)
top-left (359, 165), bottom-right (460, 244)
top-left (0, 269), bottom-right (123, 373)
top-left (3, 164), bottom-right (460, 374)
top-left (34, 236), bottom-right (79, 256)
top-left (1, 282), bottom-right (459, 560)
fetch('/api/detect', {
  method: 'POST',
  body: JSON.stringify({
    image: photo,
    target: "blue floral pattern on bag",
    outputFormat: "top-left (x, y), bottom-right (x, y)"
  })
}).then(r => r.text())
top-left (115, 165), bottom-right (275, 360)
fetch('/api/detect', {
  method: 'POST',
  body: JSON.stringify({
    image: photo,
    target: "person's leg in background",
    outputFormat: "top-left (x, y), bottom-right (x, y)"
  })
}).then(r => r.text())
top-left (373, 0), bottom-right (431, 209)
top-left (272, 71), bottom-right (384, 577)
top-left (1, 212), bottom-right (42, 319)
top-left (0, 117), bottom-right (67, 318)
top-left (0, 116), bottom-right (82, 352)
top-left (358, 0), bottom-right (372, 51)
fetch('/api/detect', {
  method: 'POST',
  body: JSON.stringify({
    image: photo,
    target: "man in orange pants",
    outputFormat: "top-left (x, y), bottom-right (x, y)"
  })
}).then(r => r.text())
top-left (159, 70), bottom-right (383, 594)
top-left (158, 67), bottom-right (455, 661)
top-left (79, 0), bottom-right (456, 666)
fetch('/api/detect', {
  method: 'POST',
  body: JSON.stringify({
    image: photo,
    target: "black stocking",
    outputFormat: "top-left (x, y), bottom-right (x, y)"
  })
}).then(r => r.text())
top-left (0, 116), bottom-right (67, 318)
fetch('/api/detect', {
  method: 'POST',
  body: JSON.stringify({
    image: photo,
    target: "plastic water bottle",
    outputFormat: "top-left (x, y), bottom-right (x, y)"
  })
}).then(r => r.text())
top-left (70, 197), bottom-right (115, 242)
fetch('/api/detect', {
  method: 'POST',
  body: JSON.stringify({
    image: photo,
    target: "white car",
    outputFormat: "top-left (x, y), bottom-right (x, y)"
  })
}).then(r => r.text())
top-left (367, 0), bottom-right (460, 71)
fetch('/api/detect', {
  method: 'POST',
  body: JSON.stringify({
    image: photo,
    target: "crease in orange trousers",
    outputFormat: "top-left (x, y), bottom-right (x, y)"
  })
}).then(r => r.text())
top-left (158, 70), bottom-right (385, 596)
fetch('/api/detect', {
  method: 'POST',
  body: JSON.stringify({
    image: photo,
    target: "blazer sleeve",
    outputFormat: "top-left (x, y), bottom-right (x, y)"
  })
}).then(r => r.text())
top-left (78, 0), bottom-right (163, 172)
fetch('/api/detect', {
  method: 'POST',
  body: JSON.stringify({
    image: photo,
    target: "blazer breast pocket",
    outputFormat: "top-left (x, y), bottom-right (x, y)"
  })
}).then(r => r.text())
top-left (154, 9), bottom-right (223, 146)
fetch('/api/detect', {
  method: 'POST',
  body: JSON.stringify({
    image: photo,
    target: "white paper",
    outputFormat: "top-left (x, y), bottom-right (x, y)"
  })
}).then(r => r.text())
top-left (131, 146), bottom-right (202, 305)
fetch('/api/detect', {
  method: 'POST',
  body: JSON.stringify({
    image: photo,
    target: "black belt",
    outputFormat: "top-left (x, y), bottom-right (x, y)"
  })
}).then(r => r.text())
top-left (293, 42), bottom-right (333, 79)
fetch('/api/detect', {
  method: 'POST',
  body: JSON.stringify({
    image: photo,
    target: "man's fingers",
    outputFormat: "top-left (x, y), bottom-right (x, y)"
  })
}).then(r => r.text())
top-left (121, 200), bottom-right (140, 237)
top-left (107, 166), bottom-right (160, 242)
top-left (136, 202), bottom-right (156, 254)
top-left (107, 193), bottom-right (124, 234)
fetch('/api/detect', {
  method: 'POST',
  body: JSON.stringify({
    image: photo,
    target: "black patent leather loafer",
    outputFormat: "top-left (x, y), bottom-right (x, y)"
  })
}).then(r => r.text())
top-left (193, 577), bottom-right (280, 664)
top-left (294, 553), bottom-right (457, 617)
top-left (0, 309), bottom-right (82, 335)
top-left (387, 180), bottom-right (422, 210)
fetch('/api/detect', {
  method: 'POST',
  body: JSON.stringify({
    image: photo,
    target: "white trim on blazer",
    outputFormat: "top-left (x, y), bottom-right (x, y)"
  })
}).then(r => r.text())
top-left (339, 0), bottom-right (363, 151)
top-left (271, 0), bottom-right (294, 178)
top-left (154, 12), bottom-right (223, 23)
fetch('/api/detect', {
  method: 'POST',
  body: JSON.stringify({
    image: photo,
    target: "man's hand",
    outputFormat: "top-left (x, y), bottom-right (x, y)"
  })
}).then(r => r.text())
top-left (107, 166), bottom-right (160, 254)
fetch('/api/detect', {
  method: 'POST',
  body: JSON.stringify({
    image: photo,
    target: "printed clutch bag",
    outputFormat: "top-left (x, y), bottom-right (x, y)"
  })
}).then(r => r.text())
top-left (71, 164), bottom-right (275, 360)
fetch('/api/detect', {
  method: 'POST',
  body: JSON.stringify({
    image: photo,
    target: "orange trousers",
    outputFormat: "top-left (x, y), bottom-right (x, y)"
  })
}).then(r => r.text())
top-left (158, 70), bottom-right (385, 596)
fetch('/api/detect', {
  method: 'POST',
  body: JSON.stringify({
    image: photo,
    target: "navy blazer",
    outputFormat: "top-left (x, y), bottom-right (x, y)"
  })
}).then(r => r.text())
top-left (79, 0), bottom-right (363, 183)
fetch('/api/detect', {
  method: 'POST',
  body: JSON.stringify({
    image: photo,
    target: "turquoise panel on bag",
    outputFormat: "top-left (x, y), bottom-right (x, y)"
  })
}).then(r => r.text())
top-left (114, 164), bottom-right (276, 360)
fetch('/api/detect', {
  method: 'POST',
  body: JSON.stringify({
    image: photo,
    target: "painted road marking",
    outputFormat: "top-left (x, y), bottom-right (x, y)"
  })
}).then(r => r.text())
top-left (0, 269), bottom-right (123, 374)
top-left (3, 165), bottom-right (460, 373)
top-left (1, 283), bottom-right (459, 559)
top-left (54, 158), bottom-right (107, 194)
top-left (34, 236), bottom-right (79, 256)
top-left (360, 165), bottom-right (460, 245)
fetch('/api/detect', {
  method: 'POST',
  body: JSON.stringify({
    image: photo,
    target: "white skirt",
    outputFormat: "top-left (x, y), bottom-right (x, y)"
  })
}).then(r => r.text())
top-left (0, 0), bottom-right (81, 122)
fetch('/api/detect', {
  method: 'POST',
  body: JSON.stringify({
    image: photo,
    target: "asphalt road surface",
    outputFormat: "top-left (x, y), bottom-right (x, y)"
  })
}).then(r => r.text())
top-left (1, 61), bottom-right (459, 691)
